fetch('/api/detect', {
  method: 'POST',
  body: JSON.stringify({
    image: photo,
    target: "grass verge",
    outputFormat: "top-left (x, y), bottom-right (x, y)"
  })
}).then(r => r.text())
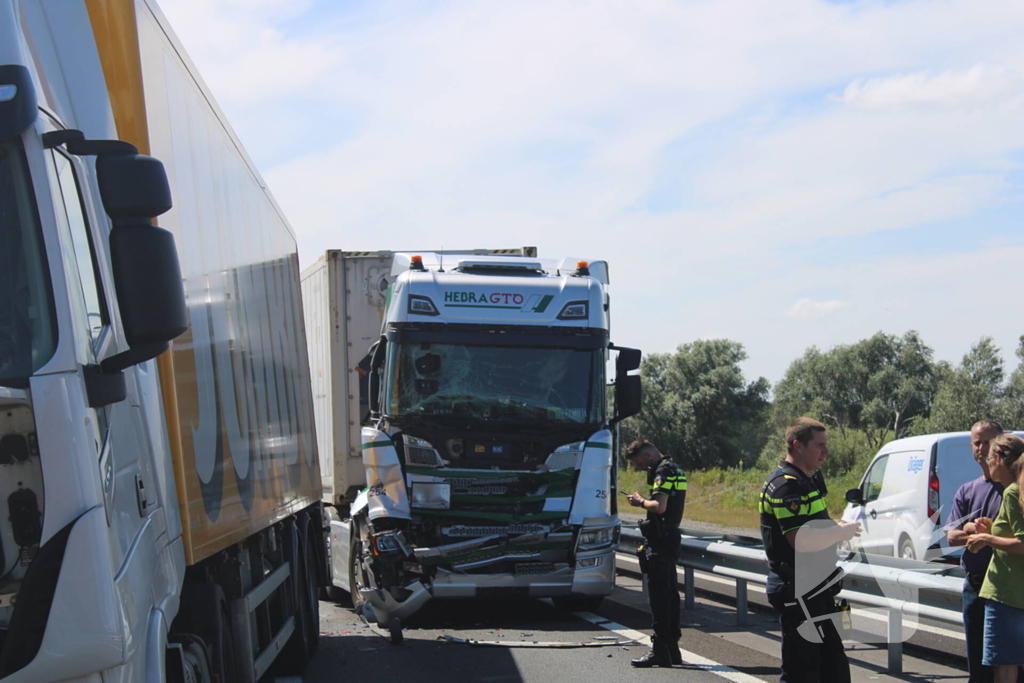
top-left (618, 464), bottom-right (861, 530)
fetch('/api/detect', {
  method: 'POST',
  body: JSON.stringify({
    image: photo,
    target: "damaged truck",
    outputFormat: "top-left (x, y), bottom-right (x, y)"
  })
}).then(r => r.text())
top-left (300, 250), bottom-right (641, 638)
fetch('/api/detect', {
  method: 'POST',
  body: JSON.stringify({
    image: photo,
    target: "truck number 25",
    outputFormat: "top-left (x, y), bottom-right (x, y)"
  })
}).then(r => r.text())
top-left (595, 489), bottom-right (607, 499)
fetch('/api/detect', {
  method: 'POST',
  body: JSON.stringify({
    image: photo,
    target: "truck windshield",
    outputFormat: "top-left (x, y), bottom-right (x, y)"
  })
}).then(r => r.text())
top-left (387, 343), bottom-right (605, 425)
top-left (0, 138), bottom-right (58, 388)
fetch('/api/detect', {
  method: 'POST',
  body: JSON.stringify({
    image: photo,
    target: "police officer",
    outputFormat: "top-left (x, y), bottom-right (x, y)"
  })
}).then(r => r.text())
top-left (625, 440), bottom-right (687, 667)
top-left (759, 418), bottom-right (860, 683)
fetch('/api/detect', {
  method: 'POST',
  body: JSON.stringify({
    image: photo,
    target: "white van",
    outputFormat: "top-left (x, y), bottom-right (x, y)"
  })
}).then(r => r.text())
top-left (841, 431), bottom-right (1024, 562)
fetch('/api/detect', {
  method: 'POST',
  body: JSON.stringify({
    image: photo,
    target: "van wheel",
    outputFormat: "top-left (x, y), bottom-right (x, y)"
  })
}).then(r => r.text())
top-left (899, 538), bottom-right (916, 561)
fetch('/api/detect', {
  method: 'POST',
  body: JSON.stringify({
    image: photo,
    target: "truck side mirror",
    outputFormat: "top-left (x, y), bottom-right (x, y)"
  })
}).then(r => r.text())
top-left (40, 131), bottom-right (188, 374)
top-left (98, 153), bottom-right (187, 372)
top-left (616, 347), bottom-right (641, 374)
top-left (845, 488), bottom-right (864, 506)
top-left (368, 337), bottom-right (387, 419)
top-left (613, 375), bottom-right (641, 423)
top-left (611, 345), bottom-right (642, 424)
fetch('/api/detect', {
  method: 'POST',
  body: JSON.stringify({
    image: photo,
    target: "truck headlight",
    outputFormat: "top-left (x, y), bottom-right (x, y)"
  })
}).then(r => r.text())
top-left (578, 526), bottom-right (618, 549)
top-left (411, 482), bottom-right (451, 510)
top-left (372, 531), bottom-right (408, 556)
top-left (545, 441), bottom-right (585, 470)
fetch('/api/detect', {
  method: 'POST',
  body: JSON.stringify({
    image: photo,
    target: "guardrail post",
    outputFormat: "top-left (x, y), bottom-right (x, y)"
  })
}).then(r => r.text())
top-left (735, 579), bottom-right (748, 626)
top-left (887, 609), bottom-right (902, 674)
top-left (684, 566), bottom-right (695, 610)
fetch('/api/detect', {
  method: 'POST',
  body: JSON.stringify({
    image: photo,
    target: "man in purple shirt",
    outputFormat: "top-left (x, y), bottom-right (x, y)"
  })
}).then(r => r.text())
top-left (946, 419), bottom-right (1005, 683)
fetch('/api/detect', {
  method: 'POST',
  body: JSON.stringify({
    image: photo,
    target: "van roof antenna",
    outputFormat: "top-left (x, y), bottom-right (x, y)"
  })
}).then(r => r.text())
top-left (439, 248), bottom-right (444, 272)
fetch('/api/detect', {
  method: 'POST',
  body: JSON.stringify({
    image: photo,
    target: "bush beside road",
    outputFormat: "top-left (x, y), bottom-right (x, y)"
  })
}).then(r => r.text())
top-left (618, 466), bottom-right (862, 530)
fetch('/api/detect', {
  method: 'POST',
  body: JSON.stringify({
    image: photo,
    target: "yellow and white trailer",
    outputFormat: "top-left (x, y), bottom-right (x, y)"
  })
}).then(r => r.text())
top-left (0, 1), bottom-right (323, 681)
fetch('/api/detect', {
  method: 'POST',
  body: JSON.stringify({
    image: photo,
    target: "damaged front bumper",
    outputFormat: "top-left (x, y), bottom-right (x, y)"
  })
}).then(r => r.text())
top-left (358, 580), bottom-right (432, 629)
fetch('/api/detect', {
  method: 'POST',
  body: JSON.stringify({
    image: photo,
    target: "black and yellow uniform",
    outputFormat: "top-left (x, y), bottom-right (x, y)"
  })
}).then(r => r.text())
top-left (759, 461), bottom-right (850, 683)
top-left (634, 458), bottom-right (687, 667)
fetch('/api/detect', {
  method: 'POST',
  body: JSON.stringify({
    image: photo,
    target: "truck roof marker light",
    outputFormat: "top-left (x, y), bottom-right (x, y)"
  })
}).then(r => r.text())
top-left (0, 85), bottom-right (17, 102)
top-left (556, 301), bottom-right (588, 320)
top-left (408, 294), bottom-right (439, 316)
top-left (410, 255), bottom-right (426, 271)
top-left (575, 261), bottom-right (590, 276)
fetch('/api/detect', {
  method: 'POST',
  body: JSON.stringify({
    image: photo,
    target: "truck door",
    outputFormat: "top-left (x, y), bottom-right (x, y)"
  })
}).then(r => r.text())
top-left (42, 131), bottom-right (161, 615)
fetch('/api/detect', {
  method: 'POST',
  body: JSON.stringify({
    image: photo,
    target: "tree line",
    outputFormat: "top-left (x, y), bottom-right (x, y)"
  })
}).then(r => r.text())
top-left (619, 332), bottom-right (1024, 477)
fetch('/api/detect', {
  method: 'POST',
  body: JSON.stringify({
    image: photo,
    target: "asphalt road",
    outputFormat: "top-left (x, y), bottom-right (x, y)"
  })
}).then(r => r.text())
top-left (300, 560), bottom-right (970, 683)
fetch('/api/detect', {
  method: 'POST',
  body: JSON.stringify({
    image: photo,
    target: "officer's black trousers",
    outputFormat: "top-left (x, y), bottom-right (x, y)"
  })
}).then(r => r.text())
top-left (644, 542), bottom-right (680, 642)
top-left (767, 591), bottom-right (850, 683)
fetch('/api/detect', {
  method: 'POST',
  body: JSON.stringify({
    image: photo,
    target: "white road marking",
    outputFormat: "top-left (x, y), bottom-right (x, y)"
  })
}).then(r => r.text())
top-left (573, 611), bottom-right (770, 683)
top-left (615, 553), bottom-right (964, 640)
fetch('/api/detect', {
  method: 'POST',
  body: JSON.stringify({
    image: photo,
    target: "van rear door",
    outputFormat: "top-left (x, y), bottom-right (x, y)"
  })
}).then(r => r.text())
top-left (935, 435), bottom-right (980, 524)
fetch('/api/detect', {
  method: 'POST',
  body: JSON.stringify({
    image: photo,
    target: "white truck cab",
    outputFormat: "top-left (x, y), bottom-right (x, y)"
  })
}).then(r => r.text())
top-left (309, 253), bottom-right (641, 634)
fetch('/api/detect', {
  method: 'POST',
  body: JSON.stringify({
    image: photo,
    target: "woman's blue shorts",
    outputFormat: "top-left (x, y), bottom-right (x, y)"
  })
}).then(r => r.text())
top-left (984, 599), bottom-right (1024, 666)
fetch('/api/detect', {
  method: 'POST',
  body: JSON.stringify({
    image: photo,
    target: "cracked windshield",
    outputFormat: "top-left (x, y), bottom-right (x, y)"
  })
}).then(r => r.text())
top-left (389, 342), bottom-right (603, 424)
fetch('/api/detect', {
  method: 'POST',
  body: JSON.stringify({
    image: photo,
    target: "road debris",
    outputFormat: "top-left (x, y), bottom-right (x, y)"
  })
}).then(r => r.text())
top-left (440, 635), bottom-right (640, 648)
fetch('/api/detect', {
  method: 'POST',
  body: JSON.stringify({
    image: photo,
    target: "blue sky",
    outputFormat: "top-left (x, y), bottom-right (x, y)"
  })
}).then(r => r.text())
top-left (159, 0), bottom-right (1024, 387)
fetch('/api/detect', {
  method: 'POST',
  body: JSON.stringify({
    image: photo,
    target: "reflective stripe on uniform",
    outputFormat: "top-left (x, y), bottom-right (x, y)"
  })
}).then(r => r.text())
top-left (653, 474), bottom-right (688, 494)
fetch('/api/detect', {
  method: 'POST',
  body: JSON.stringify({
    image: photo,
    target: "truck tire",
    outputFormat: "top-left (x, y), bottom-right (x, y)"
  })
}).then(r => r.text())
top-left (173, 584), bottom-right (236, 683)
top-left (348, 520), bottom-right (370, 613)
top-left (277, 521), bottom-right (320, 672)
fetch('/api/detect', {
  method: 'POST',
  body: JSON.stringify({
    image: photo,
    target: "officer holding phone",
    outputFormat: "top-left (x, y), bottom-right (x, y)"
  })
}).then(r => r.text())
top-left (624, 440), bottom-right (688, 667)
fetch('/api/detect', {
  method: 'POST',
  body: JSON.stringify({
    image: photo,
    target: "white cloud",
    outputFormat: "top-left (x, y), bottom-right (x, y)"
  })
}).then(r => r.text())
top-left (787, 299), bottom-right (849, 320)
top-left (834, 66), bottom-right (1023, 110)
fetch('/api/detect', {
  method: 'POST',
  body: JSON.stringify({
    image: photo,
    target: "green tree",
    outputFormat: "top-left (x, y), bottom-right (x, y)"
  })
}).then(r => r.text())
top-left (768, 331), bottom-right (938, 473)
top-left (924, 337), bottom-right (1005, 433)
top-left (620, 339), bottom-right (769, 470)
top-left (997, 336), bottom-right (1024, 430)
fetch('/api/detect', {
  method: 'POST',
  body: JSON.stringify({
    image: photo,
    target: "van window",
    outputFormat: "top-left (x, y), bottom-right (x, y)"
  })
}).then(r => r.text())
top-left (862, 455), bottom-right (889, 503)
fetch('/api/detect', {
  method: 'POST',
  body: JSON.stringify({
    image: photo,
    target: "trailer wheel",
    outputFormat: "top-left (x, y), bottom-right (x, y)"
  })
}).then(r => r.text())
top-left (277, 521), bottom-right (320, 672)
top-left (173, 584), bottom-right (236, 683)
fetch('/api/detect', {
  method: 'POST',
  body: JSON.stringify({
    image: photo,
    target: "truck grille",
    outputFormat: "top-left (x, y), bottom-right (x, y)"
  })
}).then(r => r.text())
top-left (443, 524), bottom-right (547, 538)
top-left (514, 562), bottom-right (557, 575)
top-left (407, 446), bottom-right (443, 467)
top-left (447, 477), bottom-right (520, 491)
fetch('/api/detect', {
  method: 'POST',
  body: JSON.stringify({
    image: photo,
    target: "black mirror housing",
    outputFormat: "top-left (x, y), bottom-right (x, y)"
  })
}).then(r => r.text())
top-left (96, 153), bottom-right (172, 221)
top-left (613, 374), bottom-right (641, 423)
top-left (845, 488), bottom-right (864, 505)
top-left (614, 346), bottom-right (641, 374)
top-left (109, 223), bottom-right (187, 347)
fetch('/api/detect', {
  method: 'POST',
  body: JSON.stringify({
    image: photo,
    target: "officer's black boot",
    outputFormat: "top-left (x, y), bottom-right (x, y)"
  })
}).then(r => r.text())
top-left (667, 638), bottom-right (682, 666)
top-left (631, 637), bottom-right (672, 668)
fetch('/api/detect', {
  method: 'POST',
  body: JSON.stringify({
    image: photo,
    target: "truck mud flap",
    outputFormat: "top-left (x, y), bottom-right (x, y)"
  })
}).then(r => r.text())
top-left (357, 580), bottom-right (431, 629)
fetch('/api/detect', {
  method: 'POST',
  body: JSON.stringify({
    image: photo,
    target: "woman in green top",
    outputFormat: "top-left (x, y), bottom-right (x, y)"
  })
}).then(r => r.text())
top-left (966, 433), bottom-right (1024, 683)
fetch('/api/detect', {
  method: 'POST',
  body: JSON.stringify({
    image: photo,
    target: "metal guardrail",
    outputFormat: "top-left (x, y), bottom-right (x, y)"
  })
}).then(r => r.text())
top-left (618, 525), bottom-right (967, 674)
